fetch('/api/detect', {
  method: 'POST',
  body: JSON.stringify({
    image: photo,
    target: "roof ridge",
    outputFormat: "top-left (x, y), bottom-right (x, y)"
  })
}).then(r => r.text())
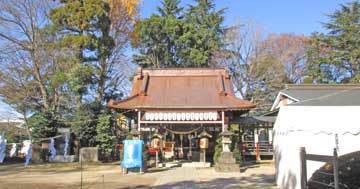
top-left (284, 84), bottom-right (360, 90)
top-left (291, 89), bottom-right (350, 105)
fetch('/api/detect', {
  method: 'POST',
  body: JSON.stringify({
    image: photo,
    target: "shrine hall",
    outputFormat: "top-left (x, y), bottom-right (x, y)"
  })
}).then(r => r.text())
top-left (108, 68), bottom-right (267, 163)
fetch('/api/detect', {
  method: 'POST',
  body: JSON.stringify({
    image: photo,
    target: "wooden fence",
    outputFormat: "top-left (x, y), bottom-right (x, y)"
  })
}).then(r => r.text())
top-left (300, 147), bottom-right (339, 189)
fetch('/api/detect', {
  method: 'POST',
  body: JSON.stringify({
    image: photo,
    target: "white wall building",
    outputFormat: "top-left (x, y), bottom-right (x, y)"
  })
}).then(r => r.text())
top-left (272, 84), bottom-right (360, 189)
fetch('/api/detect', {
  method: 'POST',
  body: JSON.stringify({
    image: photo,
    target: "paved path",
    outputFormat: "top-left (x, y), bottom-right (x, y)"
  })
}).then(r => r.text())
top-left (153, 165), bottom-right (276, 189)
top-left (154, 167), bottom-right (197, 189)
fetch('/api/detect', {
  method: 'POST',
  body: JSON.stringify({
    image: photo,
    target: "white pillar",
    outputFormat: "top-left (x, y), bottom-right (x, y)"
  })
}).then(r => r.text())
top-left (138, 111), bottom-right (141, 136)
top-left (221, 111), bottom-right (225, 131)
top-left (268, 128), bottom-right (273, 144)
top-left (254, 128), bottom-right (259, 144)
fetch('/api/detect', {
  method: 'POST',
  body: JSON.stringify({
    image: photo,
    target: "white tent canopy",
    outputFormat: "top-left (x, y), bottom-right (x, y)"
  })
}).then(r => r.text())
top-left (274, 106), bottom-right (360, 189)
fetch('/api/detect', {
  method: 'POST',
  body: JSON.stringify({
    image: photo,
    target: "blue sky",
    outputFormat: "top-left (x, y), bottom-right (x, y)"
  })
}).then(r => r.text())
top-left (0, 0), bottom-right (352, 118)
top-left (141, 0), bottom-right (351, 35)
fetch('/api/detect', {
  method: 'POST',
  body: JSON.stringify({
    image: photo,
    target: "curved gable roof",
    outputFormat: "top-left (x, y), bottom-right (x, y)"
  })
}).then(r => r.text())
top-left (108, 68), bottom-right (255, 110)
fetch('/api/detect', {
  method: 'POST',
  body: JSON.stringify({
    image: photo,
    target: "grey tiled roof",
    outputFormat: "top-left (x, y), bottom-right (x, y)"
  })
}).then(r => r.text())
top-left (281, 84), bottom-right (360, 106)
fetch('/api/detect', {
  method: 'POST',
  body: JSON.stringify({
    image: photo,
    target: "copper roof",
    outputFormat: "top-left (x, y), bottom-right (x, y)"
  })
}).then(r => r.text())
top-left (108, 68), bottom-right (255, 110)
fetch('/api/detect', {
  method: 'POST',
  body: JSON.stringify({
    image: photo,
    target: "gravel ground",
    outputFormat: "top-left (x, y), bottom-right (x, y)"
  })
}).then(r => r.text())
top-left (0, 162), bottom-right (277, 189)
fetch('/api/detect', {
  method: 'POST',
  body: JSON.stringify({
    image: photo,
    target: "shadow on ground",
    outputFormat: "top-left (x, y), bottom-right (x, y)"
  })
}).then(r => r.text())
top-left (116, 175), bottom-right (276, 189)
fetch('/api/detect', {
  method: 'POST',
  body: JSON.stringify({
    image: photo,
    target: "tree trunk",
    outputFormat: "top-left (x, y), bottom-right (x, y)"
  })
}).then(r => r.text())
top-left (31, 51), bottom-right (50, 111)
top-left (96, 58), bottom-right (107, 104)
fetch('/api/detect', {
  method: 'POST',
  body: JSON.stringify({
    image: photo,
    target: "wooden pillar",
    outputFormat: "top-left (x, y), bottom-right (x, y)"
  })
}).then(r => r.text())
top-left (333, 148), bottom-right (339, 189)
top-left (300, 147), bottom-right (307, 189)
top-left (221, 111), bottom-right (225, 150)
top-left (254, 128), bottom-right (260, 161)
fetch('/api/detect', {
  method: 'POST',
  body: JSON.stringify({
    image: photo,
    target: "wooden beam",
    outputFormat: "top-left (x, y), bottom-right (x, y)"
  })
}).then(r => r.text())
top-left (305, 154), bottom-right (333, 162)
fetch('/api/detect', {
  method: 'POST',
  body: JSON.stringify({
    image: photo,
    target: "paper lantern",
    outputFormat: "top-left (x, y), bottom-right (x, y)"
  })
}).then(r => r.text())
top-left (176, 113), bottom-right (181, 121)
top-left (159, 112), bottom-right (164, 120)
top-left (185, 113), bottom-right (190, 120)
top-left (194, 113), bottom-right (199, 120)
top-left (164, 112), bottom-right (168, 120)
top-left (204, 112), bottom-right (209, 120)
top-left (199, 113), bottom-right (204, 120)
top-left (167, 113), bottom-right (172, 120)
top-left (181, 113), bottom-right (186, 120)
top-left (145, 112), bottom-right (150, 120)
top-left (149, 113), bottom-right (155, 121)
top-left (172, 113), bottom-right (177, 120)
top-left (212, 112), bottom-right (218, 120)
top-left (154, 113), bottom-right (159, 120)
top-left (200, 138), bottom-right (209, 149)
top-left (190, 113), bottom-right (195, 120)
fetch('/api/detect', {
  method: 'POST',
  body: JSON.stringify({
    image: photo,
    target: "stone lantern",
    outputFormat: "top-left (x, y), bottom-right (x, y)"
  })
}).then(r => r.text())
top-left (219, 130), bottom-right (233, 152)
top-left (215, 130), bottom-right (240, 172)
top-left (130, 129), bottom-right (141, 140)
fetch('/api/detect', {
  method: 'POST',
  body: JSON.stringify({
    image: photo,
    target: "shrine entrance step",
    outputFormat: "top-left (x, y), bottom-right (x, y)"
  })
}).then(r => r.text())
top-left (181, 162), bottom-right (211, 168)
top-left (158, 161), bottom-right (181, 168)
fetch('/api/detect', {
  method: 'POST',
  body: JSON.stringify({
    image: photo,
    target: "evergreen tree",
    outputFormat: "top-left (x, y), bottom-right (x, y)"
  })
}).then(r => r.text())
top-left (132, 0), bottom-right (226, 68)
top-left (213, 136), bottom-right (222, 163)
top-left (307, 1), bottom-right (360, 83)
top-left (179, 0), bottom-right (225, 67)
top-left (28, 112), bottom-right (58, 141)
top-left (96, 114), bottom-right (116, 157)
top-left (132, 0), bottom-right (184, 67)
top-left (50, 0), bottom-right (114, 107)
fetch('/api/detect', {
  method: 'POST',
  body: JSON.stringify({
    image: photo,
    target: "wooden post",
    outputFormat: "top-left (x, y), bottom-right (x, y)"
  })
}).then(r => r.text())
top-left (333, 148), bottom-right (339, 189)
top-left (221, 111), bottom-right (225, 150)
top-left (156, 151), bottom-right (159, 168)
top-left (204, 148), bottom-right (206, 164)
top-left (300, 147), bottom-right (307, 189)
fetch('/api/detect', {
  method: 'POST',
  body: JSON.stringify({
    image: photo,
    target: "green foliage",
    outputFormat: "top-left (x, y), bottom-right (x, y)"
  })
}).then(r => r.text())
top-left (213, 136), bottom-right (222, 163)
top-left (126, 135), bottom-right (134, 140)
top-left (71, 103), bottom-right (100, 147)
top-left (50, 0), bottom-right (115, 102)
top-left (50, 0), bottom-right (114, 61)
top-left (68, 64), bottom-right (95, 95)
top-left (27, 112), bottom-right (57, 141)
top-left (133, 0), bottom-right (184, 67)
top-left (229, 125), bottom-right (241, 164)
top-left (179, 0), bottom-right (225, 67)
top-left (96, 114), bottom-right (116, 156)
top-left (307, 1), bottom-right (360, 83)
top-left (232, 143), bottom-right (241, 164)
top-left (142, 144), bottom-right (149, 161)
top-left (132, 0), bottom-right (225, 67)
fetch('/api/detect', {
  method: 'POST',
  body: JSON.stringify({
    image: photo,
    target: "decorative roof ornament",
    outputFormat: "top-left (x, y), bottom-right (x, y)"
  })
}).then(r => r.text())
top-left (198, 130), bottom-right (212, 138)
